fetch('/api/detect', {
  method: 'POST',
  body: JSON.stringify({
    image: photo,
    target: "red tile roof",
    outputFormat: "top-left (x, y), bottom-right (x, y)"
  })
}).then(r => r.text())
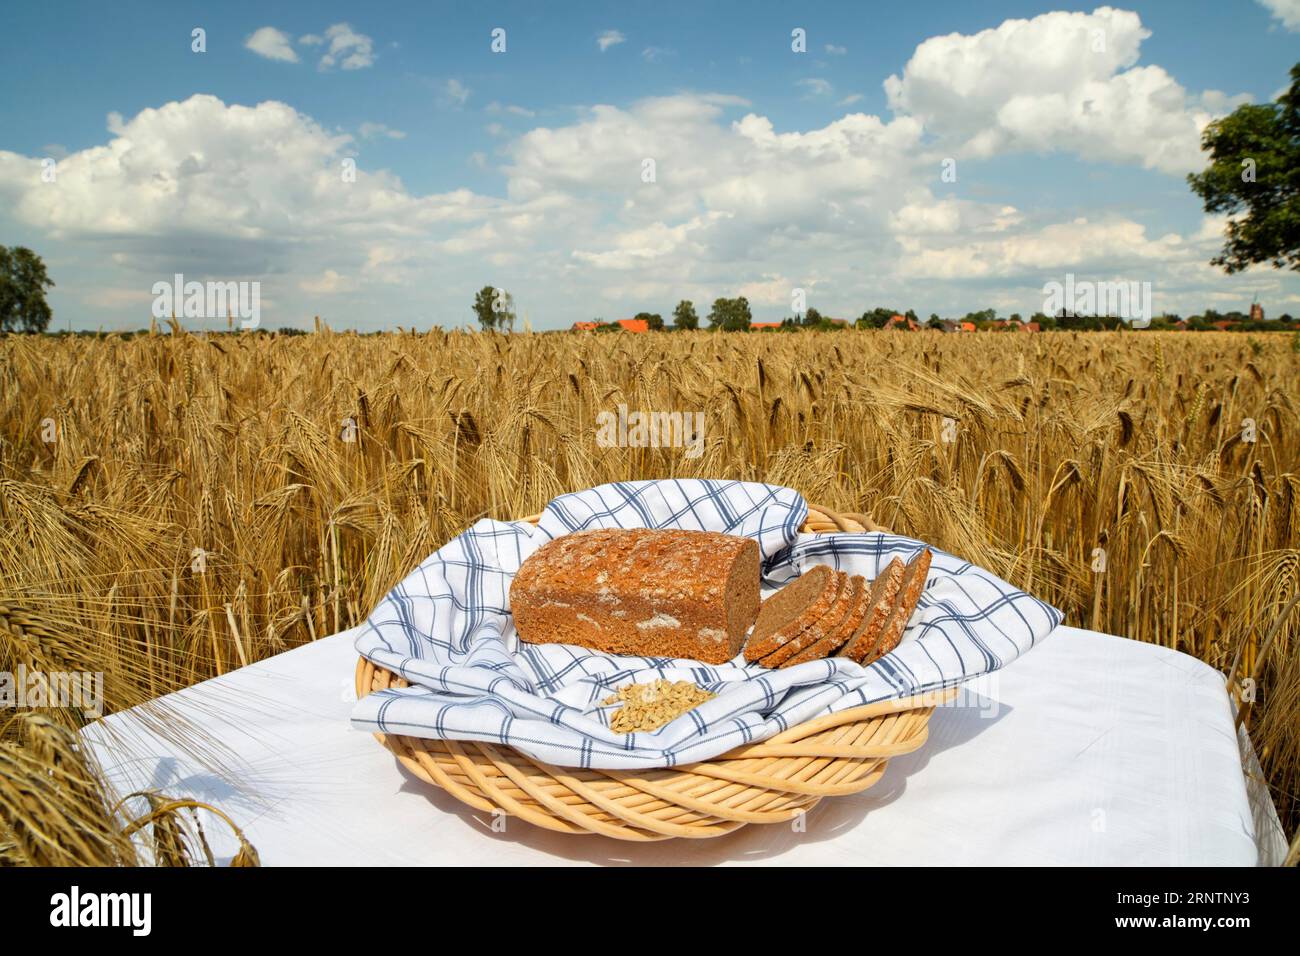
top-left (616, 319), bottom-right (649, 333)
top-left (571, 321), bottom-right (599, 331)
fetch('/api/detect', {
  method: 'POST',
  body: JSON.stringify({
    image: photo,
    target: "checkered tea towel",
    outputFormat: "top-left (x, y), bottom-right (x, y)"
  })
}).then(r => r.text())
top-left (351, 479), bottom-right (1061, 769)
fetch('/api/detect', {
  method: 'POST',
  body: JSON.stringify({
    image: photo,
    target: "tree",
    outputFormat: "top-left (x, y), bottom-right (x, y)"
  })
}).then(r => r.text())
top-left (926, 315), bottom-right (944, 330)
top-left (1188, 62), bottom-right (1300, 273)
top-left (634, 311), bottom-right (664, 331)
top-left (856, 307), bottom-right (898, 329)
top-left (472, 286), bottom-right (497, 330)
top-left (497, 290), bottom-right (516, 332)
top-left (672, 300), bottom-right (699, 330)
top-left (707, 296), bottom-right (753, 331)
top-left (471, 285), bottom-right (515, 331)
top-left (801, 306), bottom-right (823, 328)
top-left (962, 307), bottom-right (997, 328)
top-left (0, 246), bottom-right (55, 332)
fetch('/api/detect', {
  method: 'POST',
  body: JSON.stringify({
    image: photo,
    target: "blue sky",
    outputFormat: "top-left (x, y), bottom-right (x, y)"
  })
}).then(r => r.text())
top-left (1, 1), bottom-right (1297, 330)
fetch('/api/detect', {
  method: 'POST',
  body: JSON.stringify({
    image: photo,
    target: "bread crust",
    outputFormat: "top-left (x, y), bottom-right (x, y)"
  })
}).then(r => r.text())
top-left (510, 528), bottom-right (760, 664)
top-left (742, 564), bottom-right (839, 662)
top-left (837, 558), bottom-right (905, 663)
top-left (861, 549), bottom-right (932, 665)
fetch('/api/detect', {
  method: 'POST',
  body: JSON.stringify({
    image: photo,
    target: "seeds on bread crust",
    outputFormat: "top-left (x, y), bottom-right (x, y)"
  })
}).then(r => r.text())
top-left (837, 558), bottom-right (905, 663)
top-left (742, 564), bottom-right (838, 663)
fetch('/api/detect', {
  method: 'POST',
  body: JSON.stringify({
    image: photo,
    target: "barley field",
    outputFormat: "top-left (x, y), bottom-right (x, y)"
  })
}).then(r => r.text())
top-left (1, 326), bottom-right (1297, 864)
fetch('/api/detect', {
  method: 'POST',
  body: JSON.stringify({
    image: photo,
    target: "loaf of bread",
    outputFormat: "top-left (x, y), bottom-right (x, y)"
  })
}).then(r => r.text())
top-left (510, 528), bottom-right (761, 664)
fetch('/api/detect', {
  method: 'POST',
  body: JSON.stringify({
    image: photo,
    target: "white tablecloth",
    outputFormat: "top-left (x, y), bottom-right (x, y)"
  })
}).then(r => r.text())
top-left (80, 625), bottom-right (1285, 865)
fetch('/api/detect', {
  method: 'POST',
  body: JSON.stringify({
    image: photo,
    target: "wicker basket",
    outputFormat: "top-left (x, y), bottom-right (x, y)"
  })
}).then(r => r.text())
top-left (354, 503), bottom-right (954, 841)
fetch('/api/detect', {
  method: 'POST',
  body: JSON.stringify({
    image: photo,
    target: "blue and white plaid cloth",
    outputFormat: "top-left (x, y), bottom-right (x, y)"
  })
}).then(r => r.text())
top-left (352, 479), bottom-right (1061, 769)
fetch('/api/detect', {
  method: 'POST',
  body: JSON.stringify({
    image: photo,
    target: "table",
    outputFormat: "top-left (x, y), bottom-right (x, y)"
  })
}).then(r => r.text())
top-left (81, 625), bottom-right (1286, 865)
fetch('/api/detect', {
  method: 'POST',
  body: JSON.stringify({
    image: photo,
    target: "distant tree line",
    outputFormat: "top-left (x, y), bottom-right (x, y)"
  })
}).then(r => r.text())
top-left (564, 302), bottom-right (1297, 333)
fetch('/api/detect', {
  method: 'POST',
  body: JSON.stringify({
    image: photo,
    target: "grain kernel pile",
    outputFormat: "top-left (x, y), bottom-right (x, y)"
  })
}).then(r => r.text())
top-left (602, 680), bottom-right (715, 733)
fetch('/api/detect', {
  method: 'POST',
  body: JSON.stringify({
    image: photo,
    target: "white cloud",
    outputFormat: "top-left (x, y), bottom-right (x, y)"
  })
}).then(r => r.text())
top-left (597, 30), bottom-right (625, 52)
top-left (839, 93), bottom-right (863, 106)
top-left (0, 95), bottom-right (498, 248)
top-left (642, 47), bottom-right (674, 63)
top-left (245, 27), bottom-right (299, 63)
top-left (892, 199), bottom-right (975, 236)
top-left (825, 44), bottom-right (847, 55)
top-left (1199, 89), bottom-right (1253, 113)
top-left (572, 213), bottom-right (731, 269)
top-left (797, 78), bottom-right (833, 97)
top-left (883, 7), bottom-right (1236, 175)
top-left (1190, 215), bottom-right (1230, 244)
top-left (316, 23), bottom-right (375, 71)
top-left (895, 217), bottom-right (1188, 279)
top-left (359, 122), bottom-right (406, 140)
top-left (439, 222), bottom-right (505, 255)
top-left (1257, 0), bottom-right (1300, 31)
top-left (299, 269), bottom-right (355, 294)
top-left (737, 273), bottom-right (802, 305)
top-left (92, 287), bottom-right (154, 308)
top-left (890, 197), bottom-right (1023, 237)
top-left (486, 101), bottom-right (535, 118)
top-left (504, 93), bottom-right (925, 275)
top-left (441, 79), bottom-right (471, 107)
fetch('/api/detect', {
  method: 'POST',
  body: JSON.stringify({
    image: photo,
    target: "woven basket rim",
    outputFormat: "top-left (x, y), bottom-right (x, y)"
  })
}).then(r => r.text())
top-left (357, 654), bottom-right (953, 840)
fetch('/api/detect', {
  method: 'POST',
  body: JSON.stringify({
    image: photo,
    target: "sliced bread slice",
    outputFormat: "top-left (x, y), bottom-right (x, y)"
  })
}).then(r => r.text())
top-left (861, 548), bottom-right (932, 665)
top-left (759, 571), bottom-right (854, 668)
top-left (777, 573), bottom-right (870, 667)
top-left (837, 558), bottom-right (905, 663)
top-left (742, 564), bottom-right (838, 663)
